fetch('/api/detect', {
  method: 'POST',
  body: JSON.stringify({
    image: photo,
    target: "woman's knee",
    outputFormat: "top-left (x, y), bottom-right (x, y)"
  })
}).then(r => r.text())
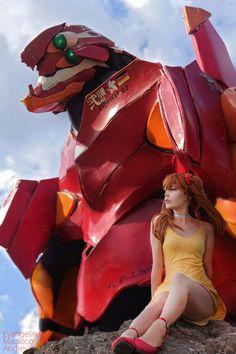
top-left (171, 273), bottom-right (189, 289)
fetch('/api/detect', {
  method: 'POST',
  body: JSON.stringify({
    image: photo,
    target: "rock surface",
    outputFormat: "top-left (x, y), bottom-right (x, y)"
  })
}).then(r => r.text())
top-left (23, 319), bottom-right (236, 354)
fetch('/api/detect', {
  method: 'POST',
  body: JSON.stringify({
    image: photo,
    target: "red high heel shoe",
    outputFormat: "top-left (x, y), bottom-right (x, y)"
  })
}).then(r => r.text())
top-left (111, 327), bottom-right (138, 353)
top-left (135, 317), bottom-right (167, 354)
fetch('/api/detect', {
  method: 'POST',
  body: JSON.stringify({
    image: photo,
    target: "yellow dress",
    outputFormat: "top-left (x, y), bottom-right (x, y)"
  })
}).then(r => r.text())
top-left (149, 224), bottom-right (226, 325)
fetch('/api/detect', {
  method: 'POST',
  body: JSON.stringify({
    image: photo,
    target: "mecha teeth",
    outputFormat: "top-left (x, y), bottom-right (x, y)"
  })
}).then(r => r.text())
top-left (37, 59), bottom-right (108, 91)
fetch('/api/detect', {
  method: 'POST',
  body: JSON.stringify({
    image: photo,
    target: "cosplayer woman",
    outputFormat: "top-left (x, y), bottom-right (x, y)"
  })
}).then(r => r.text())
top-left (112, 172), bottom-right (226, 354)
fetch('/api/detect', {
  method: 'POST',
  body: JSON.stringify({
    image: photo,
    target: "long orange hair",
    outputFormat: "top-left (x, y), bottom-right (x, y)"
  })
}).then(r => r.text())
top-left (152, 172), bottom-right (225, 242)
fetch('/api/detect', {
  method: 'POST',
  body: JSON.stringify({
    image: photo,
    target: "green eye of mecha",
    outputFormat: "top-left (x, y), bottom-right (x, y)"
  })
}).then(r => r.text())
top-left (53, 34), bottom-right (67, 50)
top-left (65, 49), bottom-right (79, 64)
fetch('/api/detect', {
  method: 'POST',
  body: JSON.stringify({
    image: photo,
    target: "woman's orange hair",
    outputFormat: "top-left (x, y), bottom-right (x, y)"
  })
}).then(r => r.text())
top-left (151, 172), bottom-right (225, 242)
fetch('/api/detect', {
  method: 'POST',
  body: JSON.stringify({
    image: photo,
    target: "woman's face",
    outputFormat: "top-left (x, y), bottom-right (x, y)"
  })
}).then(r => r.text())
top-left (164, 185), bottom-right (188, 210)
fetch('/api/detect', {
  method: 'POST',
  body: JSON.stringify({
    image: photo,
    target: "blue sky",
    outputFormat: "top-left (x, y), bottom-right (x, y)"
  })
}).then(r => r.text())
top-left (0, 0), bottom-right (236, 353)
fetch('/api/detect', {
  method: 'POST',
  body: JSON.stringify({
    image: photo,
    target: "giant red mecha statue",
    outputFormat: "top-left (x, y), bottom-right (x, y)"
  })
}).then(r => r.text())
top-left (0, 5), bottom-right (236, 348)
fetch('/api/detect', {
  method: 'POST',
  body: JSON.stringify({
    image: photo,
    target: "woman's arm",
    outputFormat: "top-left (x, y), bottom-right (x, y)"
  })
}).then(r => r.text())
top-left (150, 219), bottom-right (164, 297)
top-left (203, 223), bottom-right (215, 280)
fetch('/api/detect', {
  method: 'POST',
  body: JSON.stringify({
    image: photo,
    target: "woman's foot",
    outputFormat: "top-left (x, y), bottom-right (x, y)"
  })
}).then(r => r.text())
top-left (111, 327), bottom-right (138, 353)
top-left (119, 328), bottom-right (138, 339)
top-left (112, 337), bottom-right (135, 353)
top-left (138, 317), bottom-right (167, 347)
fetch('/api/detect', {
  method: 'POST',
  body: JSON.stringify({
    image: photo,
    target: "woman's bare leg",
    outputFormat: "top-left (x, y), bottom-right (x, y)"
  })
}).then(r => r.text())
top-left (139, 273), bottom-right (215, 346)
top-left (119, 292), bottom-right (168, 339)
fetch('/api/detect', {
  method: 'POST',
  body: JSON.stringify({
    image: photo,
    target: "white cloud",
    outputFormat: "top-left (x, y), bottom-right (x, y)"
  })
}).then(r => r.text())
top-left (0, 0), bottom-right (44, 53)
top-left (0, 294), bottom-right (10, 302)
top-left (0, 169), bottom-right (17, 191)
top-left (0, 294), bottom-right (11, 324)
top-left (5, 155), bottom-right (15, 167)
top-left (17, 307), bottom-right (39, 353)
top-left (122, 0), bottom-right (150, 8)
top-left (19, 307), bottom-right (38, 333)
top-left (0, 169), bottom-right (18, 207)
top-left (170, 0), bottom-right (192, 6)
top-left (116, 0), bottom-right (236, 66)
